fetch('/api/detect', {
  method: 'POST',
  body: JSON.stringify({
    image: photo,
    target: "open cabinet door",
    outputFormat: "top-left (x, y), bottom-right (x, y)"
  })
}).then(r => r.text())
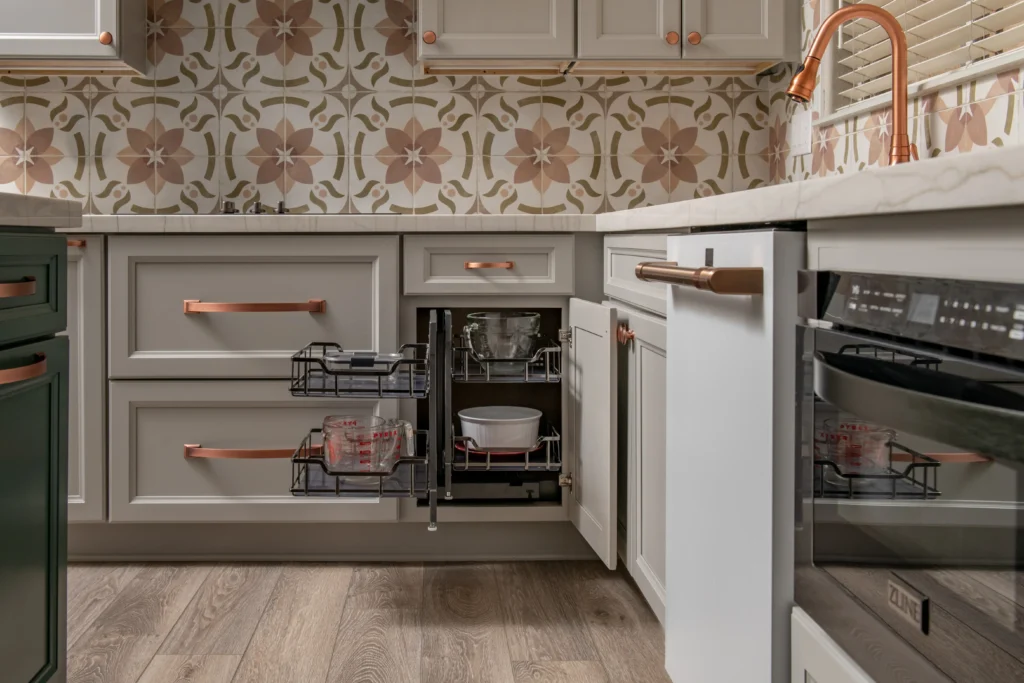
top-left (567, 298), bottom-right (618, 569)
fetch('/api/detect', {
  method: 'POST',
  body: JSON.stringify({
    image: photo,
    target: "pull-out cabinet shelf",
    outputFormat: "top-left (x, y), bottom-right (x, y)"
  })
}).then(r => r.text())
top-left (291, 429), bottom-right (431, 498)
top-left (290, 342), bottom-right (430, 399)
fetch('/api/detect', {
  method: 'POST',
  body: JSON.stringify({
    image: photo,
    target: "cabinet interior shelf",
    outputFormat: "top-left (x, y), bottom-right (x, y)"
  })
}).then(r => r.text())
top-left (452, 340), bottom-right (562, 384)
top-left (452, 425), bottom-right (562, 472)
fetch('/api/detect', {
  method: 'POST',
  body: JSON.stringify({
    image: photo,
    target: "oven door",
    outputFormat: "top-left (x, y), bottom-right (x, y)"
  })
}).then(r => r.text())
top-left (795, 324), bottom-right (1024, 683)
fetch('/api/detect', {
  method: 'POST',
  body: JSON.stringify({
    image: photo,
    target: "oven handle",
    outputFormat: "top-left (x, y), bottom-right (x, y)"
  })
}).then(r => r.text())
top-left (635, 262), bottom-right (763, 295)
top-left (814, 351), bottom-right (1024, 465)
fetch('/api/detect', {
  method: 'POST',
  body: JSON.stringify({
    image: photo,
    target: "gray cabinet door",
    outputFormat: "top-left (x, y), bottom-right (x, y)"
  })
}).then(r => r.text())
top-left (626, 310), bottom-right (667, 622)
top-left (578, 0), bottom-right (681, 60)
top-left (567, 297), bottom-right (618, 570)
top-left (682, 0), bottom-right (788, 60)
top-left (419, 0), bottom-right (575, 59)
top-left (107, 235), bottom-right (399, 379)
top-left (65, 238), bottom-right (105, 522)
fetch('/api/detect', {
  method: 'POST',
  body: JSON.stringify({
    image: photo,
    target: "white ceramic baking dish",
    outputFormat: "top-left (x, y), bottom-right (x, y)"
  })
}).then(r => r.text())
top-left (458, 406), bottom-right (542, 450)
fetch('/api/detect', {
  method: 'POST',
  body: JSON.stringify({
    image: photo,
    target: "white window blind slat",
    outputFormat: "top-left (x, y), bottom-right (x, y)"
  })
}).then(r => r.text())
top-left (833, 0), bottom-right (1024, 108)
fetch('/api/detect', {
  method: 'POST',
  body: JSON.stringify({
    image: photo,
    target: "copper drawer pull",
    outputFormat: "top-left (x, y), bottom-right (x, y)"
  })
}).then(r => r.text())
top-left (0, 353), bottom-right (47, 385)
top-left (635, 261), bottom-right (763, 295)
top-left (67, 239), bottom-right (87, 248)
top-left (0, 276), bottom-right (37, 298)
top-left (464, 261), bottom-right (514, 270)
top-left (617, 324), bottom-right (635, 346)
top-left (666, 31), bottom-right (680, 45)
top-left (183, 299), bottom-right (326, 314)
top-left (99, 31), bottom-right (113, 45)
top-left (184, 444), bottom-right (306, 460)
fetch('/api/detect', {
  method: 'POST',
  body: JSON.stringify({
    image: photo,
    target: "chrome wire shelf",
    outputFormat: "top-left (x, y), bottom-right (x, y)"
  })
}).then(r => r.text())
top-left (452, 337), bottom-right (562, 384)
top-left (290, 428), bottom-right (430, 498)
top-left (813, 441), bottom-right (941, 500)
top-left (451, 425), bottom-right (561, 472)
top-left (290, 342), bottom-right (430, 398)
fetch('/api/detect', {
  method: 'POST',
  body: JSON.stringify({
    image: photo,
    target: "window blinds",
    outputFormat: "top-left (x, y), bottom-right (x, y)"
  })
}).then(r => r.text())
top-left (835, 0), bottom-right (1024, 105)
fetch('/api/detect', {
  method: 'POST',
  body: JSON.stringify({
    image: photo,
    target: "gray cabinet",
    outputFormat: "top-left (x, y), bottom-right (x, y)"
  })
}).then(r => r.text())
top-left (682, 0), bottom-right (789, 60)
top-left (0, 0), bottom-right (146, 72)
top-left (418, 0), bottom-right (576, 59)
top-left (578, 0), bottom-right (681, 59)
top-left (65, 238), bottom-right (106, 522)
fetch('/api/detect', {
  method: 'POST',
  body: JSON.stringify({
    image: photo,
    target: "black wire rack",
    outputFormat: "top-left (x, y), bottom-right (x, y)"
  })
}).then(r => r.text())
top-left (451, 425), bottom-right (562, 472)
top-left (813, 441), bottom-right (941, 500)
top-left (290, 342), bottom-right (430, 398)
top-left (452, 332), bottom-right (562, 383)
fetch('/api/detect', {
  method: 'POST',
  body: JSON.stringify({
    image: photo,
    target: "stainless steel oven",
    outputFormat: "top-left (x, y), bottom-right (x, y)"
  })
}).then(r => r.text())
top-left (795, 269), bottom-right (1024, 683)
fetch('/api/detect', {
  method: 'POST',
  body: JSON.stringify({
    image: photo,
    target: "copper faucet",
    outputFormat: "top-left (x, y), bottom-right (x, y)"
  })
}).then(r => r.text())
top-left (787, 4), bottom-right (917, 164)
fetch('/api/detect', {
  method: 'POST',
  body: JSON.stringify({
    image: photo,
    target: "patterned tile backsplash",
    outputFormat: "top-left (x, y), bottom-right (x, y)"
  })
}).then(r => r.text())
top-left (0, 0), bottom-right (786, 215)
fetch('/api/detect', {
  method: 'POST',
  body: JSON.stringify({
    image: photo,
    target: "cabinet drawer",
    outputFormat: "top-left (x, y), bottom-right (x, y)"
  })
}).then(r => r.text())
top-left (0, 232), bottom-right (66, 345)
top-left (108, 235), bottom-right (399, 379)
top-left (604, 235), bottom-right (668, 316)
top-left (108, 380), bottom-right (399, 522)
top-left (404, 235), bottom-right (574, 295)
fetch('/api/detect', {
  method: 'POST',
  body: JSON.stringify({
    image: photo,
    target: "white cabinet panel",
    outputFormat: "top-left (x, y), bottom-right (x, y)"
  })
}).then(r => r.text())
top-left (682, 0), bottom-right (790, 60)
top-left (578, 0), bottom-right (681, 59)
top-left (419, 0), bottom-right (575, 59)
top-left (791, 608), bottom-right (875, 683)
top-left (567, 297), bottom-right (618, 569)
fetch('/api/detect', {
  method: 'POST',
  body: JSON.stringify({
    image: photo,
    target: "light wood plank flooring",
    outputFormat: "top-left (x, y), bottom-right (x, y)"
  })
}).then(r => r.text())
top-left (67, 562), bottom-right (670, 683)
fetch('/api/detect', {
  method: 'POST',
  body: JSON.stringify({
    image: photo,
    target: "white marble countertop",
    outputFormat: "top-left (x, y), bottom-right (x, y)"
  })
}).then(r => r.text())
top-left (0, 193), bottom-right (82, 229)
top-left (596, 145), bottom-right (1024, 232)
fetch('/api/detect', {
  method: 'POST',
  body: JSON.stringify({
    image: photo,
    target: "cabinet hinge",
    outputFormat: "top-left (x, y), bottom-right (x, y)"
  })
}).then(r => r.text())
top-left (558, 473), bottom-right (572, 489)
top-left (558, 329), bottom-right (572, 347)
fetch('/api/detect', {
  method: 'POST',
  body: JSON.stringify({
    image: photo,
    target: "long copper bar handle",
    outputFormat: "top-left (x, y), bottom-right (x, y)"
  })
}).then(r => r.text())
top-left (635, 261), bottom-right (763, 295)
top-left (67, 239), bottom-right (87, 248)
top-left (183, 299), bottom-right (326, 314)
top-left (0, 353), bottom-right (47, 385)
top-left (0, 276), bottom-right (37, 298)
top-left (184, 445), bottom-right (299, 459)
top-left (464, 261), bottom-right (514, 270)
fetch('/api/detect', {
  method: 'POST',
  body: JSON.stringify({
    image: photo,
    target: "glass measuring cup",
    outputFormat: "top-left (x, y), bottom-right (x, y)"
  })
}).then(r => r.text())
top-left (822, 419), bottom-right (894, 483)
top-left (321, 415), bottom-right (413, 474)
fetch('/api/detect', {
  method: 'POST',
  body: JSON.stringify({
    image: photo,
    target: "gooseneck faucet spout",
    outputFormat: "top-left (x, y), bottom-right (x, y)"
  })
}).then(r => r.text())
top-left (787, 4), bottom-right (917, 164)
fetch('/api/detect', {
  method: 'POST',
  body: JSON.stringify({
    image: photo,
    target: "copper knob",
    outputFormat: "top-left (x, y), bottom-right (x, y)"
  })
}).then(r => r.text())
top-left (99, 31), bottom-right (113, 46)
top-left (687, 31), bottom-right (702, 45)
top-left (666, 31), bottom-right (680, 45)
top-left (617, 324), bottom-right (635, 346)
top-left (423, 31), bottom-right (437, 45)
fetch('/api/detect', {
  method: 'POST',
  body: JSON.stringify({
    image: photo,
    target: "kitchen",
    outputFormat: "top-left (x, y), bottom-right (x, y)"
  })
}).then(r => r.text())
top-left (1, 1), bottom-right (1022, 682)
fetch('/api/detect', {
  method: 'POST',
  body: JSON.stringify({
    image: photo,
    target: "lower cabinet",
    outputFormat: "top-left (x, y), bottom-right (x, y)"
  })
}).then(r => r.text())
top-left (615, 304), bottom-right (668, 621)
top-left (107, 380), bottom-right (400, 522)
top-left (791, 607), bottom-right (874, 683)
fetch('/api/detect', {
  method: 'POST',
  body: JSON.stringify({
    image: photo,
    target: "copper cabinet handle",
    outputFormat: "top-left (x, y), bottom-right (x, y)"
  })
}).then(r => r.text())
top-left (0, 276), bottom-right (37, 298)
top-left (183, 299), bottom-right (326, 314)
top-left (67, 239), bottom-right (87, 248)
top-left (0, 353), bottom-right (47, 385)
top-left (666, 31), bottom-right (680, 45)
top-left (99, 31), bottom-right (113, 45)
top-left (184, 444), bottom-right (299, 460)
top-left (423, 30), bottom-right (437, 44)
top-left (464, 261), bottom-right (514, 270)
top-left (635, 261), bottom-right (763, 295)
top-left (617, 324), bottom-right (635, 346)
top-left (687, 31), bottom-right (702, 45)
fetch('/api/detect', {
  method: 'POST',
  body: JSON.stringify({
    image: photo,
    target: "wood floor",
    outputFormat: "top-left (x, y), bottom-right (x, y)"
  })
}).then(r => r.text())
top-left (67, 561), bottom-right (671, 683)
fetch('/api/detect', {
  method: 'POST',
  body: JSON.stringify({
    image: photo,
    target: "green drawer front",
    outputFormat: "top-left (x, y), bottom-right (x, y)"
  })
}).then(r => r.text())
top-left (0, 233), bottom-right (67, 346)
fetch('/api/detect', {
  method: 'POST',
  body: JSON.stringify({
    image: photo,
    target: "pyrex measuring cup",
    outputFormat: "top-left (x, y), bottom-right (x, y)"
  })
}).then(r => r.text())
top-left (321, 415), bottom-right (413, 474)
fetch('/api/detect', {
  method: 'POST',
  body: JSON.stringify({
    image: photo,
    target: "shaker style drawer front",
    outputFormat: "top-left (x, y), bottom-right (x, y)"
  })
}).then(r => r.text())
top-left (604, 235), bottom-right (668, 316)
top-left (107, 380), bottom-right (399, 522)
top-left (108, 236), bottom-right (399, 378)
top-left (403, 235), bottom-right (574, 295)
top-left (0, 232), bottom-right (66, 346)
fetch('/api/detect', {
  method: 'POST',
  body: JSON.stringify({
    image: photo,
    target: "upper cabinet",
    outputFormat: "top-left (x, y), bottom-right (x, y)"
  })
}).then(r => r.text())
top-left (0, 0), bottom-right (146, 73)
top-left (578, 0), bottom-right (681, 60)
top-left (681, 0), bottom-right (789, 60)
top-left (418, 0), bottom-right (576, 60)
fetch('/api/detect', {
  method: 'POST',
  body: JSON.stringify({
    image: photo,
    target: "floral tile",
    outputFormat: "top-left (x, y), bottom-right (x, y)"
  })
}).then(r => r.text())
top-left (284, 94), bottom-right (348, 156)
top-left (349, 92), bottom-right (414, 157)
top-left (733, 154), bottom-right (771, 191)
top-left (674, 156), bottom-right (733, 201)
top-left (349, 155), bottom-right (414, 213)
top-left (221, 0), bottom-right (286, 26)
top-left (352, 16), bottom-right (417, 90)
top-left (412, 156), bottom-right (477, 214)
top-left (673, 92), bottom-right (732, 157)
top-left (156, 156), bottom-right (221, 213)
top-left (153, 26), bottom-right (220, 91)
top-left (733, 90), bottom-right (770, 156)
top-left (479, 93), bottom-right (544, 159)
top-left (91, 94), bottom-right (155, 158)
top-left (917, 92), bottom-right (1016, 159)
top-left (415, 74), bottom-right (477, 93)
top-left (542, 92), bottom-right (605, 158)
top-left (478, 154), bottom-right (543, 214)
top-left (23, 154), bottom-right (89, 204)
top-left (477, 76), bottom-right (544, 93)
top-left (220, 93), bottom-right (285, 157)
top-left (0, 76), bottom-right (91, 92)
top-left (0, 153), bottom-right (21, 195)
top-left (606, 91), bottom-right (669, 163)
top-left (0, 96), bottom-right (86, 197)
top-left (415, 93), bottom-right (476, 158)
top-left (756, 114), bottom-right (789, 186)
top-left (284, 27), bottom-right (347, 90)
top-left (349, 0), bottom-right (404, 28)
top-left (541, 155), bottom-right (604, 214)
top-left (606, 153), bottom-right (673, 210)
top-left (24, 94), bottom-right (89, 158)
top-left (91, 157), bottom-right (157, 213)
top-left (603, 75), bottom-right (671, 93)
top-left (157, 93), bottom-right (220, 157)
top-left (289, 0), bottom-right (347, 27)
top-left (220, 154), bottom-right (285, 210)
top-left (219, 27), bottom-right (287, 90)
top-left (287, 156), bottom-right (348, 212)
top-left (537, 76), bottom-right (605, 93)
top-left (808, 122), bottom-right (841, 178)
top-left (176, 0), bottom-right (220, 27)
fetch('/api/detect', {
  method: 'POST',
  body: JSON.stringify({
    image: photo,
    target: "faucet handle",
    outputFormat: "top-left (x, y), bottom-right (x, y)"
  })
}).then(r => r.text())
top-left (910, 143), bottom-right (919, 161)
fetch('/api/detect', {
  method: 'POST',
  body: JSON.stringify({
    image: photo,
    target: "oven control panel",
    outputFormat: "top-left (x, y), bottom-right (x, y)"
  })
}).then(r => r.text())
top-left (810, 271), bottom-right (1024, 361)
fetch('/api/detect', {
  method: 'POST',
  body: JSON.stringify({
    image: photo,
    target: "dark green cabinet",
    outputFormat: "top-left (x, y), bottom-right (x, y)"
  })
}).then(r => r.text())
top-left (0, 310), bottom-right (68, 682)
top-left (0, 233), bottom-right (67, 348)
